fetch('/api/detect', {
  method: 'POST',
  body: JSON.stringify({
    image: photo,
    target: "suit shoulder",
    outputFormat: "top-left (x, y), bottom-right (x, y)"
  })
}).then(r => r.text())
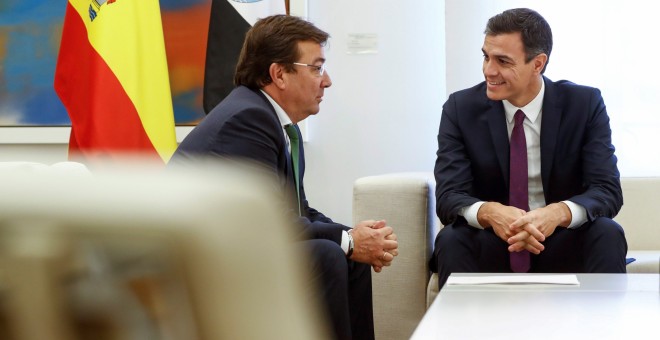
top-left (444, 81), bottom-right (490, 112)
top-left (551, 79), bottom-right (602, 97)
top-left (204, 87), bottom-right (279, 127)
top-left (210, 87), bottom-right (274, 114)
top-left (449, 81), bottom-right (487, 100)
top-left (175, 87), bottom-right (281, 152)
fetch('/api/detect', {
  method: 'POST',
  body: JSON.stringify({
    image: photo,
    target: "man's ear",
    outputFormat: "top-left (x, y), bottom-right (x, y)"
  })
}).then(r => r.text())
top-left (269, 63), bottom-right (286, 90)
top-left (534, 53), bottom-right (548, 74)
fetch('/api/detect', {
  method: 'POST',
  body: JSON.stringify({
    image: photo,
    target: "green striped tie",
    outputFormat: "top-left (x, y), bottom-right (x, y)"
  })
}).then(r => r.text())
top-left (285, 124), bottom-right (301, 215)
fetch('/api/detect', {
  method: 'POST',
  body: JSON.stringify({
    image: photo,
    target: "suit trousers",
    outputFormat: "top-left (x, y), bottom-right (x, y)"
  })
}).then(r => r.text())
top-left (304, 239), bottom-right (374, 340)
top-left (432, 217), bottom-right (628, 290)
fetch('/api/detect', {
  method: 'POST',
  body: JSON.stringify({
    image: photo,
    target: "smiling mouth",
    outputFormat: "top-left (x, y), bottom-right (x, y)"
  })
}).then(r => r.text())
top-left (488, 81), bottom-right (504, 85)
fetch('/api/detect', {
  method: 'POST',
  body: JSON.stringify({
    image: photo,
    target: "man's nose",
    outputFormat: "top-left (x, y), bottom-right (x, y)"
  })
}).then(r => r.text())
top-left (322, 70), bottom-right (332, 88)
top-left (483, 60), bottom-right (497, 77)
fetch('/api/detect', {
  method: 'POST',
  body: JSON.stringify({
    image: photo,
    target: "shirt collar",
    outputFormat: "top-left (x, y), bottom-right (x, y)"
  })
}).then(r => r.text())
top-left (260, 89), bottom-right (293, 128)
top-left (503, 78), bottom-right (545, 124)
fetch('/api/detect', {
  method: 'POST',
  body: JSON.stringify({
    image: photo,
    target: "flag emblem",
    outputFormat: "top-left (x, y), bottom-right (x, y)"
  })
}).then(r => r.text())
top-left (89, 0), bottom-right (118, 21)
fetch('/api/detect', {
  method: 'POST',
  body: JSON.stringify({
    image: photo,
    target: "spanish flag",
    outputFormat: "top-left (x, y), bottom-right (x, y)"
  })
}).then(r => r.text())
top-left (54, 0), bottom-right (177, 164)
top-left (203, 0), bottom-right (286, 113)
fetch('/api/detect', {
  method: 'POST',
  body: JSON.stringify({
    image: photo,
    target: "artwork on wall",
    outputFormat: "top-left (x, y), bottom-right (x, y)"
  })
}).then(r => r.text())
top-left (0, 0), bottom-right (210, 127)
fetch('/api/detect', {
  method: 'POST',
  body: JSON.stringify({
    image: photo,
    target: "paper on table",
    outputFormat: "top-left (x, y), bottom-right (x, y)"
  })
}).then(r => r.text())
top-left (447, 274), bottom-right (580, 285)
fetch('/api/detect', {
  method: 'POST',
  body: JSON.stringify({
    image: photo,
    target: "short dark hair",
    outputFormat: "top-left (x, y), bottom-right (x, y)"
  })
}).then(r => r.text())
top-left (234, 15), bottom-right (329, 89)
top-left (485, 8), bottom-right (553, 73)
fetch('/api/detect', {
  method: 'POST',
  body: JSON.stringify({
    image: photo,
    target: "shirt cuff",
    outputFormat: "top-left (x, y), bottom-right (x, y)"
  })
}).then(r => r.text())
top-left (340, 230), bottom-right (349, 254)
top-left (563, 200), bottom-right (587, 229)
top-left (459, 201), bottom-right (486, 229)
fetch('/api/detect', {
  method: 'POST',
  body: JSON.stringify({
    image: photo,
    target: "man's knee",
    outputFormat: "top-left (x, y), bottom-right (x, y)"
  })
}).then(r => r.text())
top-left (433, 224), bottom-right (482, 271)
top-left (431, 225), bottom-right (462, 272)
top-left (583, 218), bottom-right (627, 273)
top-left (436, 224), bottom-right (471, 251)
top-left (306, 239), bottom-right (348, 278)
top-left (589, 218), bottom-right (627, 247)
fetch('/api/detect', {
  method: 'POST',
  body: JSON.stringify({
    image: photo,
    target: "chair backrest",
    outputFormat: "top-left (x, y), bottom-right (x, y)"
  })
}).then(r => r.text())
top-left (0, 162), bottom-right (328, 340)
top-left (615, 177), bottom-right (660, 250)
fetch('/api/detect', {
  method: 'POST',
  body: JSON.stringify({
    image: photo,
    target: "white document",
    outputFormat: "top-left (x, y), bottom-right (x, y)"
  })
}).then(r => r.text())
top-left (447, 274), bottom-right (580, 285)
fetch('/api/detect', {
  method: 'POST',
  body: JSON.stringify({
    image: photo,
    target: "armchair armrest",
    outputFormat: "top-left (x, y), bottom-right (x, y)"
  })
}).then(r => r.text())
top-left (353, 172), bottom-right (438, 340)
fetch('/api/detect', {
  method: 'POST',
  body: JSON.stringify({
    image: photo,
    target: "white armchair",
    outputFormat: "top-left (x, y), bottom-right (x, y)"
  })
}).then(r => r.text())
top-left (353, 172), bottom-right (660, 340)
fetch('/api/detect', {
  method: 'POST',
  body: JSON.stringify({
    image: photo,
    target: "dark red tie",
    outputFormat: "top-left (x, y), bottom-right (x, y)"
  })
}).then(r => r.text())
top-left (509, 110), bottom-right (530, 272)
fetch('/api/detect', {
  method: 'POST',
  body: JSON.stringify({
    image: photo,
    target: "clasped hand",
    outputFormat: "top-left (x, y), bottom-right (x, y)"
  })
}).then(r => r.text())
top-left (349, 220), bottom-right (399, 272)
top-left (478, 202), bottom-right (571, 255)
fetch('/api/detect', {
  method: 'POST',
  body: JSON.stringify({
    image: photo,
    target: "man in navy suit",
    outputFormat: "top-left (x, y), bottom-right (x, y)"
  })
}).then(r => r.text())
top-left (171, 15), bottom-right (398, 340)
top-left (430, 8), bottom-right (627, 289)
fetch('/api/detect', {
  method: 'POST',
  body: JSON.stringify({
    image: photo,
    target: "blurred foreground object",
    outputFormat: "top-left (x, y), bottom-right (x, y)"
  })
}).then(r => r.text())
top-left (0, 162), bottom-right (328, 340)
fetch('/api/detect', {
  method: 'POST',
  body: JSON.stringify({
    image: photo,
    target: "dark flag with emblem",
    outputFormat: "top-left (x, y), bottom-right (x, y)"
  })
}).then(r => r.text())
top-left (203, 0), bottom-right (286, 114)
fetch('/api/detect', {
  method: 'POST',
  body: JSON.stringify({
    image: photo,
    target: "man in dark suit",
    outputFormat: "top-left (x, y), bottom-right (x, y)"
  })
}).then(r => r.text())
top-left (430, 8), bottom-right (627, 289)
top-left (170, 15), bottom-right (398, 340)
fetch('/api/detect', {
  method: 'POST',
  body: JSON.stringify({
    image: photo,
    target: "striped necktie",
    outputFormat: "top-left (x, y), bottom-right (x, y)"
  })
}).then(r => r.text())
top-left (509, 110), bottom-right (531, 272)
top-left (285, 124), bottom-right (301, 215)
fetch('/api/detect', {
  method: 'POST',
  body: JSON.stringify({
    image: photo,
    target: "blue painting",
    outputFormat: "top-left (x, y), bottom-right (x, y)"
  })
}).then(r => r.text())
top-left (0, 0), bottom-right (210, 126)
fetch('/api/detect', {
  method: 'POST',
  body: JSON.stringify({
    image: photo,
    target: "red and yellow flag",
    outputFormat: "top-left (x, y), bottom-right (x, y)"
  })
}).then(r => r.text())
top-left (54, 0), bottom-right (177, 164)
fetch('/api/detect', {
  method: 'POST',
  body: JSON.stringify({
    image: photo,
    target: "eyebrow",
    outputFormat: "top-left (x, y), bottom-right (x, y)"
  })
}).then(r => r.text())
top-left (481, 48), bottom-right (514, 63)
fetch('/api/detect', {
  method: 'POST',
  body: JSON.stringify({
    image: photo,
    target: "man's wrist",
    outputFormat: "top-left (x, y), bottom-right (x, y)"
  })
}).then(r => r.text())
top-left (340, 230), bottom-right (349, 253)
top-left (560, 200), bottom-right (586, 228)
top-left (346, 229), bottom-right (354, 258)
top-left (465, 201), bottom-right (486, 229)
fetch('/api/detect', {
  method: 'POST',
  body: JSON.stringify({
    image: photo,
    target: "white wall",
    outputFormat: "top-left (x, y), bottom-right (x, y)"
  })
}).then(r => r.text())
top-left (0, 143), bottom-right (68, 163)
top-left (304, 0), bottom-right (445, 223)
top-left (446, 0), bottom-right (660, 177)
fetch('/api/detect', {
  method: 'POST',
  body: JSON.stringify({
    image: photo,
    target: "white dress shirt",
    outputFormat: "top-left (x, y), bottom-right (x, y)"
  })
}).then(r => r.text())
top-left (460, 81), bottom-right (587, 229)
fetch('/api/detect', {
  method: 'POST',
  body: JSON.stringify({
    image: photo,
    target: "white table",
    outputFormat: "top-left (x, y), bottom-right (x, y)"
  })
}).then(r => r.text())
top-left (411, 274), bottom-right (659, 339)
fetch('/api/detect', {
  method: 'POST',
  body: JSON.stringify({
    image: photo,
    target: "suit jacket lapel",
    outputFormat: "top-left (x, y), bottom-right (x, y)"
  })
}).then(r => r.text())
top-left (540, 76), bottom-right (560, 191)
top-left (254, 88), bottom-right (297, 192)
top-left (486, 100), bottom-right (510, 186)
